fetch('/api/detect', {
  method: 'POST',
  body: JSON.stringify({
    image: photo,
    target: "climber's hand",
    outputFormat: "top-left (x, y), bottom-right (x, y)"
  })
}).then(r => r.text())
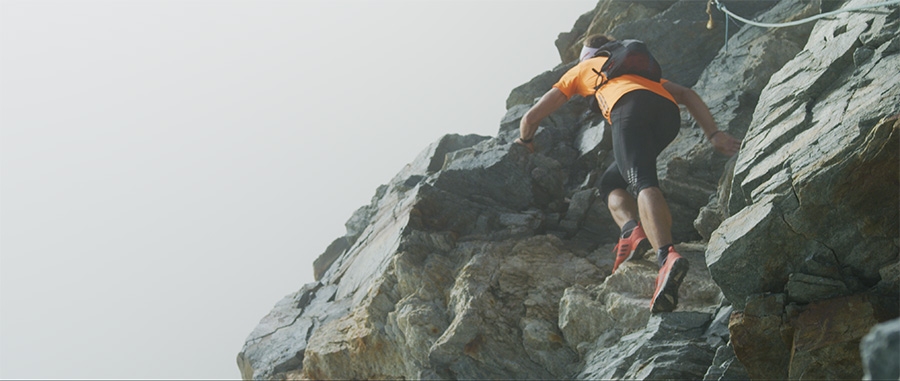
top-left (710, 131), bottom-right (741, 157)
top-left (515, 138), bottom-right (535, 153)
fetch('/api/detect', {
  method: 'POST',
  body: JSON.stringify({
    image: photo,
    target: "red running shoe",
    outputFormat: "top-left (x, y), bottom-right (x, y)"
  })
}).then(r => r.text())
top-left (612, 223), bottom-right (651, 273)
top-left (650, 247), bottom-right (690, 313)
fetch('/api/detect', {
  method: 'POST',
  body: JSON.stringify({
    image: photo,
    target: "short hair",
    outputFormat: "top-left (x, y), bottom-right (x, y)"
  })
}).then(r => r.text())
top-left (584, 34), bottom-right (615, 49)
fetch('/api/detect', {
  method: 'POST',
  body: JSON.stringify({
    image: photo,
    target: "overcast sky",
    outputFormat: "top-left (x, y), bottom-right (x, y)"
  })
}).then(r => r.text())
top-left (1, 0), bottom-right (596, 378)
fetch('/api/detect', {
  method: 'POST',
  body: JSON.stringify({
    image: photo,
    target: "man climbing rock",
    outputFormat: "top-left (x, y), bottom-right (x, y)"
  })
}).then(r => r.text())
top-left (516, 34), bottom-right (741, 313)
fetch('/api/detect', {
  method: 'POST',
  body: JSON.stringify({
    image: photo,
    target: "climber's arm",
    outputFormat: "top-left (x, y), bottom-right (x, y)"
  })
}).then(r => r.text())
top-left (517, 88), bottom-right (569, 153)
top-left (663, 81), bottom-right (741, 157)
top-left (662, 81), bottom-right (718, 136)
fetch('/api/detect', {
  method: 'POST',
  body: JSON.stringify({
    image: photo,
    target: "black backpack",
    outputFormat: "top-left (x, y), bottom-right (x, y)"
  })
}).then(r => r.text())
top-left (588, 39), bottom-right (662, 114)
top-left (593, 39), bottom-right (661, 83)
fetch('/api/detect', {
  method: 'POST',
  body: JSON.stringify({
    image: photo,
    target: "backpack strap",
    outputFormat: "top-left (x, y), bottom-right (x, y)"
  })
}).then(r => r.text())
top-left (592, 68), bottom-right (607, 91)
top-left (588, 67), bottom-right (607, 115)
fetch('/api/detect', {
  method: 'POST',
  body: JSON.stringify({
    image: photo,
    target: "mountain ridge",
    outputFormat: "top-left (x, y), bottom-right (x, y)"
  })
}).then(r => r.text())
top-left (239, 1), bottom-right (900, 379)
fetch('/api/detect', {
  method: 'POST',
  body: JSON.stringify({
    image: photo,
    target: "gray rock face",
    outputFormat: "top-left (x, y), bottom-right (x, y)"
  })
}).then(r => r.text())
top-left (704, 2), bottom-right (900, 378)
top-left (239, 1), bottom-right (900, 379)
top-left (506, 63), bottom-right (576, 110)
top-left (238, 283), bottom-right (346, 380)
top-left (578, 312), bottom-right (718, 380)
top-left (677, 0), bottom-right (821, 240)
top-left (708, 0), bottom-right (900, 309)
top-left (566, 244), bottom-right (726, 380)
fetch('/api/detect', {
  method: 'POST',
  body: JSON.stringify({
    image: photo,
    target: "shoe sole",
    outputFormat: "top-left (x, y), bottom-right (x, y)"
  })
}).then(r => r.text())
top-left (651, 257), bottom-right (689, 313)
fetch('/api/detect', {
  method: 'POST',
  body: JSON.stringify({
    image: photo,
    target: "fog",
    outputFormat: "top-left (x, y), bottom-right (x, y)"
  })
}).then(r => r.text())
top-left (0, 0), bottom-right (595, 378)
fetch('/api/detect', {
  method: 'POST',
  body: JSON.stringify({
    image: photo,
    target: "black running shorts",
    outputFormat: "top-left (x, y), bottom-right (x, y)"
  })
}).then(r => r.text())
top-left (598, 90), bottom-right (681, 201)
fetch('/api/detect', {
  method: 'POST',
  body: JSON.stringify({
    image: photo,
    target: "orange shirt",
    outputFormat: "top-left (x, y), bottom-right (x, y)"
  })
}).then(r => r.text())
top-left (553, 56), bottom-right (676, 122)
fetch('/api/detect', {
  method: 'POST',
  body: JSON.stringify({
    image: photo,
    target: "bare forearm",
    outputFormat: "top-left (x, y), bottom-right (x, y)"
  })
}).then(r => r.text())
top-left (683, 92), bottom-right (718, 138)
top-left (663, 81), bottom-right (740, 156)
top-left (669, 85), bottom-right (717, 138)
top-left (515, 88), bottom-right (569, 152)
top-left (518, 88), bottom-right (568, 141)
top-left (519, 113), bottom-right (540, 141)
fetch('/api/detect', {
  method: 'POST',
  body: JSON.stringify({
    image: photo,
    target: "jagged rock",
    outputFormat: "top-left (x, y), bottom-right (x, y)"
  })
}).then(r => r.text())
top-left (307, 233), bottom-right (609, 380)
top-left (344, 184), bottom-right (387, 241)
top-left (240, 1), bottom-right (900, 379)
top-left (611, 1), bottom-right (778, 88)
top-left (703, 341), bottom-right (750, 381)
top-left (660, 0), bottom-right (820, 242)
top-left (554, 6), bottom-right (598, 63)
top-left (578, 312), bottom-right (719, 380)
top-left (432, 139), bottom-right (534, 211)
top-left (558, 261), bottom-right (656, 354)
top-left (312, 134), bottom-right (488, 281)
top-left (861, 318), bottom-right (900, 381)
top-left (558, 188), bottom-right (597, 235)
top-left (505, 63), bottom-right (576, 110)
top-left (237, 283), bottom-right (343, 380)
top-left (573, 119), bottom-right (610, 166)
top-left (567, 193), bottom-right (620, 247)
top-left (301, 277), bottom-right (406, 380)
top-left (728, 293), bottom-right (792, 380)
top-left (709, 0), bottom-right (900, 309)
top-left (560, 243), bottom-right (724, 378)
top-left (425, 236), bottom-right (602, 379)
top-left (561, 0), bottom-right (785, 89)
top-left (785, 272), bottom-right (851, 304)
top-left (788, 294), bottom-right (882, 379)
top-left (693, 156), bottom-right (736, 241)
top-left (728, 2), bottom-right (900, 214)
top-left (312, 237), bottom-right (350, 281)
top-left (557, 1), bottom-right (674, 63)
top-left (730, 292), bottom-right (896, 380)
top-left (701, 305), bottom-right (744, 381)
top-left (707, 193), bottom-right (808, 308)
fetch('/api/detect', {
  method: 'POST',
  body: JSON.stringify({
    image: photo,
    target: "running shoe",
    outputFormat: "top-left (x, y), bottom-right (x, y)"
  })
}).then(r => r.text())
top-left (612, 222), bottom-right (651, 273)
top-left (650, 247), bottom-right (689, 313)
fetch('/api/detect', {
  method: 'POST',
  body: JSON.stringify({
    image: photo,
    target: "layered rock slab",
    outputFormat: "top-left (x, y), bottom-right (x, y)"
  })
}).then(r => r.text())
top-left (706, 2), bottom-right (900, 378)
top-left (708, 0), bottom-right (900, 309)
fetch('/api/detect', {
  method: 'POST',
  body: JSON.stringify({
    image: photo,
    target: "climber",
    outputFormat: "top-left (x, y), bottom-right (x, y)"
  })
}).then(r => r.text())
top-left (515, 34), bottom-right (741, 313)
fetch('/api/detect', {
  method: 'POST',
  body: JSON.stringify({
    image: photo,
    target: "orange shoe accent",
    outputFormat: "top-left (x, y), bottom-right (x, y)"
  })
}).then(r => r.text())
top-left (612, 223), bottom-right (651, 273)
top-left (650, 247), bottom-right (689, 313)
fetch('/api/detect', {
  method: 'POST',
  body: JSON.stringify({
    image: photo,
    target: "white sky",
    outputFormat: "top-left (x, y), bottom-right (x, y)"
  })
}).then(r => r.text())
top-left (0, 0), bottom-right (596, 378)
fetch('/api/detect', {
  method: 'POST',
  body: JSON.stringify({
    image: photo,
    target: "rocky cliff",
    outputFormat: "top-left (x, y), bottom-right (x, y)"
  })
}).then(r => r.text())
top-left (238, 1), bottom-right (900, 379)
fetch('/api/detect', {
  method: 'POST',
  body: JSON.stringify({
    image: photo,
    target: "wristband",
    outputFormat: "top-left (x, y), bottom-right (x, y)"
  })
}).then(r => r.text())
top-left (708, 131), bottom-right (722, 140)
top-left (519, 137), bottom-right (534, 143)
